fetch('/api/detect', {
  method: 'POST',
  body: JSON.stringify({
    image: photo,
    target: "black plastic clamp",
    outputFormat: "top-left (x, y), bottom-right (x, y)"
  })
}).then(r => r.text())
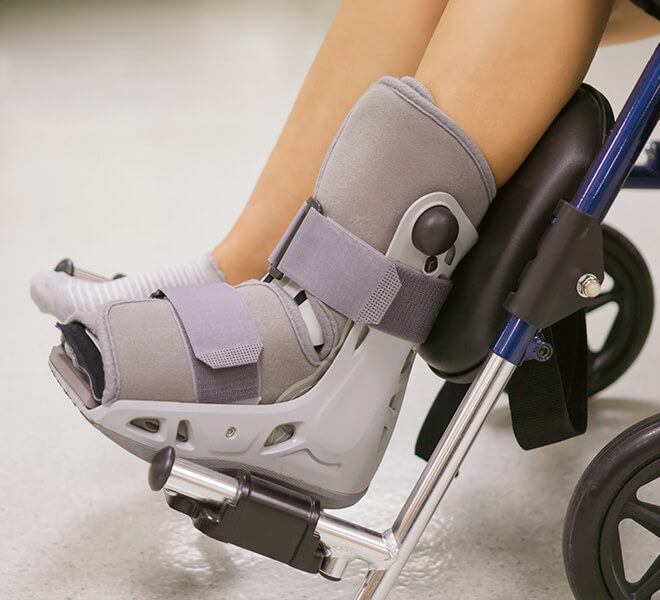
top-left (504, 200), bottom-right (604, 329)
top-left (164, 471), bottom-right (325, 574)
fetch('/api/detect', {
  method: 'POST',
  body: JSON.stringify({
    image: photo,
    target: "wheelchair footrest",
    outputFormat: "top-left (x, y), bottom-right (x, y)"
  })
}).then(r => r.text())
top-left (165, 472), bottom-right (326, 574)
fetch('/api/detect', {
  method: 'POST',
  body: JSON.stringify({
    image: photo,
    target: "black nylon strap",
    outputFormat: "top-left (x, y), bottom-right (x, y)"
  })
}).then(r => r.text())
top-left (415, 309), bottom-right (588, 459)
top-left (507, 309), bottom-right (588, 450)
top-left (415, 380), bottom-right (470, 461)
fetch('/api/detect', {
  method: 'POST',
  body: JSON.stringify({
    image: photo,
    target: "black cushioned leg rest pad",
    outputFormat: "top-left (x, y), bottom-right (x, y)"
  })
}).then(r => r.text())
top-left (419, 84), bottom-right (613, 380)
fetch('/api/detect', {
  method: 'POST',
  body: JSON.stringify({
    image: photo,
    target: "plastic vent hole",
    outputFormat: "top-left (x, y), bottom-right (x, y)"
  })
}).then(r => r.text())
top-left (400, 350), bottom-right (415, 375)
top-left (354, 327), bottom-right (369, 351)
top-left (130, 418), bottom-right (160, 434)
top-left (176, 421), bottom-right (189, 443)
top-left (389, 392), bottom-right (405, 412)
top-left (264, 423), bottom-right (295, 447)
top-left (444, 246), bottom-right (456, 266)
top-left (424, 256), bottom-right (438, 274)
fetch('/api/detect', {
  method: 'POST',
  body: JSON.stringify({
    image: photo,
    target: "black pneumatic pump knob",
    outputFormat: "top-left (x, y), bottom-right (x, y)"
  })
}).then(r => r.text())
top-left (411, 206), bottom-right (460, 257)
top-left (149, 446), bottom-right (176, 491)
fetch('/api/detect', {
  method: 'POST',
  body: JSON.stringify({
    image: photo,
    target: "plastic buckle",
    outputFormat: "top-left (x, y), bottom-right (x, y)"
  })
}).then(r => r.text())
top-left (503, 200), bottom-right (604, 329)
top-left (268, 197), bottom-right (324, 280)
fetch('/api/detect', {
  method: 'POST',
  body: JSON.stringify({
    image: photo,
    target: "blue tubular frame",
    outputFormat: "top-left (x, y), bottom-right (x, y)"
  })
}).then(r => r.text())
top-left (492, 43), bottom-right (660, 365)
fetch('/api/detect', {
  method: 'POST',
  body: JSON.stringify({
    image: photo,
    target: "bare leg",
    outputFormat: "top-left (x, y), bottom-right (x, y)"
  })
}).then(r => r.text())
top-left (415, 0), bottom-right (615, 187)
top-left (602, 0), bottom-right (660, 45)
top-left (213, 0), bottom-right (449, 284)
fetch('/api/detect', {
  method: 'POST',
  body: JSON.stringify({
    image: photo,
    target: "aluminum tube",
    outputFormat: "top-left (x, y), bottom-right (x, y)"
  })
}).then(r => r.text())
top-left (316, 514), bottom-right (397, 567)
top-left (354, 353), bottom-right (516, 600)
top-left (165, 459), bottom-right (239, 505)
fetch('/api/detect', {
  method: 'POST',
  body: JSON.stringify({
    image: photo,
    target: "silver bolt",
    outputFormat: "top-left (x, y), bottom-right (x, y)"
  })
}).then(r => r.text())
top-left (536, 345), bottom-right (551, 360)
top-left (577, 273), bottom-right (601, 298)
top-left (225, 426), bottom-right (236, 438)
top-left (424, 255), bottom-right (438, 273)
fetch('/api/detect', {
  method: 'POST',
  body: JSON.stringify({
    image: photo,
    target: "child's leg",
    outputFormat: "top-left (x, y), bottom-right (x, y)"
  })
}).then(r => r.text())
top-left (602, 0), bottom-right (660, 45)
top-left (213, 0), bottom-right (450, 284)
top-left (415, 0), bottom-right (614, 187)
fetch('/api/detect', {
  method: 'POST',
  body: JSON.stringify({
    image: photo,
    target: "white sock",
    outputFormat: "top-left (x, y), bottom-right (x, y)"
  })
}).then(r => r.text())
top-left (30, 253), bottom-right (225, 321)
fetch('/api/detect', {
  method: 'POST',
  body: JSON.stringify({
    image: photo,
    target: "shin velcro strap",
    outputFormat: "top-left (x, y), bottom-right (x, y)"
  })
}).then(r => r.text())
top-left (269, 200), bottom-right (451, 343)
top-left (159, 283), bottom-right (263, 369)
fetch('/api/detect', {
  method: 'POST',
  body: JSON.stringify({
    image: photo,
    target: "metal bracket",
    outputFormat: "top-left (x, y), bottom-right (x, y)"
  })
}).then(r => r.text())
top-left (504, 200), bottom-right (604, 329)
top-left (523, 332), bottom-right (553, 363)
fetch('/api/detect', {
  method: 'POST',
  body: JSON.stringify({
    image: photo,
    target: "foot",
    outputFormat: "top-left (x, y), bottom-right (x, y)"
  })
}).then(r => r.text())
top-left (49, 76), bottom-right (495, 505)
top-left (30, 253), bottom-right (225, 321)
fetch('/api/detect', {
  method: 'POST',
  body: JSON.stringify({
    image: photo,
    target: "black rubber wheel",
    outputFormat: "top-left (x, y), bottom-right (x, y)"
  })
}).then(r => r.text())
top-left (587, 224), bottom-right (654, 396)
top-left (564, 414), bottom-right (660, 599)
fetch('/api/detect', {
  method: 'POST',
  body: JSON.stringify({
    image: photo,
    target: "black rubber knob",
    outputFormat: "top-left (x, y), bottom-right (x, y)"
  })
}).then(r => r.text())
top-left (54, 258), bottom-right (74, 276)
top-left (411, 206), bottom-right (459, 257)
top-left (149, 446), bottom-right (176, 491)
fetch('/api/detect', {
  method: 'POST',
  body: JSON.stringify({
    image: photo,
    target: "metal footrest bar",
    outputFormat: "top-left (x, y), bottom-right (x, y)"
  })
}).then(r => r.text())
top-left (148, 351), bottom-right (515, 597)
top-left (149, 448), bottom-right (399, 577)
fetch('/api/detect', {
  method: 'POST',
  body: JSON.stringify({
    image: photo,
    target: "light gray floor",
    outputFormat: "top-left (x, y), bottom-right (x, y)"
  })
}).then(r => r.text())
top-left (1, 2), bottom-right (660, 598)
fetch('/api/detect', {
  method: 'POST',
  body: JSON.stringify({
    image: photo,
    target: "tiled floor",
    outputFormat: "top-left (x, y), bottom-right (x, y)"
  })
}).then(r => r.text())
top-left (1, 2), bottom-right (660, 598)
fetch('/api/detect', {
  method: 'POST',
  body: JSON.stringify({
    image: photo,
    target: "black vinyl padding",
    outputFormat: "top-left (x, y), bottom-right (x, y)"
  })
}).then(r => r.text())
top-left (632, 0), bottom-right (660, 19)
top-left (419, 84), bottom-right (614, 381)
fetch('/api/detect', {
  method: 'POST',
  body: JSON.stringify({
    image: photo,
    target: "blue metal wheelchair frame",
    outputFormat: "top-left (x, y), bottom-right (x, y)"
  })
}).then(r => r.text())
top-left (493, 43), bottom-right (660, 366)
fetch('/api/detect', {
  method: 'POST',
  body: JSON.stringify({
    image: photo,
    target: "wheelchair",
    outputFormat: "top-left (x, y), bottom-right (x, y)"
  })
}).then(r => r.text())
top-left (49, 21), bottom-right (660, 600)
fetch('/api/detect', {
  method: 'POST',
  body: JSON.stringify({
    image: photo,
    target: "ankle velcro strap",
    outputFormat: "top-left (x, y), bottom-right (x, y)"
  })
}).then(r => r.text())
top-left (159, 283), bottom-right (262, 405)
top-left (269, 199), bottom-right (452, 343)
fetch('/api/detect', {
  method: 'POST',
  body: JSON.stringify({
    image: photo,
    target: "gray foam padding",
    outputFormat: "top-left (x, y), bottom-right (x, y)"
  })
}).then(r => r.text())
top-left (315, 76), bottom-right (495, 256)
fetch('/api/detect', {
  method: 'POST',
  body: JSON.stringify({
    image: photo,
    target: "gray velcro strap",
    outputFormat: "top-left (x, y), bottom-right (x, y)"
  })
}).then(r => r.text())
top-left (160, 283), bottom-right (262, 405)
top-left (379, 262), bottom-right (452, 344)
top-left (269, 201), bottom-right (451, 343)
top-left (160, 283), bottom-right (263, 369)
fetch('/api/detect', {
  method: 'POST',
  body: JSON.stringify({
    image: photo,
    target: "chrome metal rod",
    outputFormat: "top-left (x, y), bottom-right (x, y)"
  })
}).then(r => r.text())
top-left (166, 459), bottom-right (239, 505)
top-left (161, 456), bottom-right (396, 568)
top-left (353, 352), bottom-right (516, 600)
top-left (316, 515), bottom-right (397, 569)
